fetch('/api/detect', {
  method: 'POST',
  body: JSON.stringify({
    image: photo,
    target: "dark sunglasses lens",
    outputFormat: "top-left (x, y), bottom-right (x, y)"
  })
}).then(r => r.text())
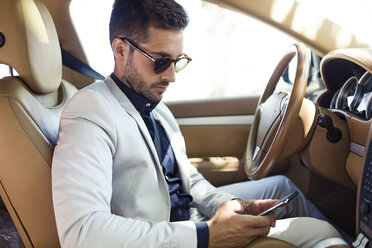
top-left (154, 58), bottom-right (172, 74)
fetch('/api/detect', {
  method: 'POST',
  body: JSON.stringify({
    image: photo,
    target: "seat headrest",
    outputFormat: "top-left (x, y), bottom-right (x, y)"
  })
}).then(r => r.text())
top-left (0, 0), bottom-right (61, 94)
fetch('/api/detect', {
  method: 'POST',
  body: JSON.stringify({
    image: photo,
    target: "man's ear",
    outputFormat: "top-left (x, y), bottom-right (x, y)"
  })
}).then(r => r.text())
top-left (112, 38), bottom-right (127, 61)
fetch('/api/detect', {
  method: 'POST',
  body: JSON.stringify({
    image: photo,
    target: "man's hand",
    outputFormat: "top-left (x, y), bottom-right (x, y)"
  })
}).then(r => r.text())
top-left (234, 199), bottom-right (279, 217)
top-left (206, 199), bottom-right (277, 248)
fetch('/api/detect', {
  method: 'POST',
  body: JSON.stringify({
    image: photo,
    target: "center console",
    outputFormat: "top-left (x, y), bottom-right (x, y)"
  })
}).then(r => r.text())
top-left (354, 141), bottom-right (372, 247)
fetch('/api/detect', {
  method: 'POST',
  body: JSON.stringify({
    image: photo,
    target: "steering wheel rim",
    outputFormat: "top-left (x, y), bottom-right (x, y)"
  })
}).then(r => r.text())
top-left (244, 43), bottom-right (311, 180)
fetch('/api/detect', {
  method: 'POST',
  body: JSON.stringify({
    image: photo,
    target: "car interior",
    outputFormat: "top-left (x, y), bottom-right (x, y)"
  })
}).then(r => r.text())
top-left (0, 0), bottom-right (371, 247)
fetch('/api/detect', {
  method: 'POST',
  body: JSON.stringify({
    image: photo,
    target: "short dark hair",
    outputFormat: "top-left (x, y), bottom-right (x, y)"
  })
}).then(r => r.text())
top-left (109, 0), bottom-right (189, 45)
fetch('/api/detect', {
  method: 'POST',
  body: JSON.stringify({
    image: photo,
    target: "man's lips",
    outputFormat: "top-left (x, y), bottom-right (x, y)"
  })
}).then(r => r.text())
top-left (153, 82), bottom-right (169, 93)
top-left (155, 86), bottom-right (168, 93)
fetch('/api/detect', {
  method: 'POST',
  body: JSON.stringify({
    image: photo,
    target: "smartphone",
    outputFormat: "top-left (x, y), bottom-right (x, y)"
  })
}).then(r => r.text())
top-left (257, 191), bottom-right (298, 216)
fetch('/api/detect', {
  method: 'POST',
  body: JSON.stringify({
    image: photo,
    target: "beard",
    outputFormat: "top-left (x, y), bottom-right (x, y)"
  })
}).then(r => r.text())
top-left (121, 56), bottom-right (169, 103)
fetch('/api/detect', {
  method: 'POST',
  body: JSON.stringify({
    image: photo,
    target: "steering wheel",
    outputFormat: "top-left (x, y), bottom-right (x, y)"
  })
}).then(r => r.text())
top-left (244, 43), bottom-right (311, 180)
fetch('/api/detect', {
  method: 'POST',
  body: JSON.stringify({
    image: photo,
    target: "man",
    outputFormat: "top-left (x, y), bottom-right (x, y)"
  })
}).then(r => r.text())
top-left (52, 0), bottom-right (347, 247)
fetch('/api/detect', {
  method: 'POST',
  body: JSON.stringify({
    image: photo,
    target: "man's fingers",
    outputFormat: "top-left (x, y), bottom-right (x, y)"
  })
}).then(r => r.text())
top-left (268, 213), bottom-right (276, 227)
top-left (256, 199), bottom-right (278, 210)
top-left (237, 199), bottom-right (280, 215)
top-left (249, 225), bottom-right (271, 238)
top-left (239, 214), bottom-right (274, 228)
top-left (208, 204), bottom-right (275, 248)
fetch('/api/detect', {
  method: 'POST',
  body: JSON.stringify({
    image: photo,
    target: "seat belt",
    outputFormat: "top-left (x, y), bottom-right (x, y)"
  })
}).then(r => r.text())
top-left (61, 48), bottom-right (105, 80)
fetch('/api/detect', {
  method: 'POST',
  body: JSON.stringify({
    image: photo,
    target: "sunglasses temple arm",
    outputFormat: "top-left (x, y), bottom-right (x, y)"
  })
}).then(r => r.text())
top-left (124, 39), bottom-right (155, 62)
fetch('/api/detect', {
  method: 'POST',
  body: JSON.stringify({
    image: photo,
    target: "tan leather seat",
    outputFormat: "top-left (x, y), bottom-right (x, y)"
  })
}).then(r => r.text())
top-left (246, 237), bottom-right (297, 248)
top-left (0, 0), bottom-right (77, 246)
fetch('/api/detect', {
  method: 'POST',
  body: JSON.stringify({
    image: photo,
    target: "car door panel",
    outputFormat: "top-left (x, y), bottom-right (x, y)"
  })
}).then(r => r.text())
top-left (166, 96), bottom-right (259, 186)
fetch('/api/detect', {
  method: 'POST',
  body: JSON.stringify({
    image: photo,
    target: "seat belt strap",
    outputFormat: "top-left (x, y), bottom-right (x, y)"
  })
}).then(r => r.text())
top-left (61, 48), bottom-right (105, 80)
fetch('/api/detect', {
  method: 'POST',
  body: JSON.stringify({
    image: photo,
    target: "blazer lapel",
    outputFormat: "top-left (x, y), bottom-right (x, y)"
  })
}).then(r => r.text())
top-left (104, 77), bottom-right (163, 171)
top-left (153, 110), bottom-right (191, 192)
top-left (104, 76), bottom-right (190, 193)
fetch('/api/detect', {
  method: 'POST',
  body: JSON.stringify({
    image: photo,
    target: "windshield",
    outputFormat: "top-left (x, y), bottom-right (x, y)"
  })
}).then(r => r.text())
top-left (298, 0), bottom-right (372, 45)
top-left (69, 0), bottom-right (372, 101)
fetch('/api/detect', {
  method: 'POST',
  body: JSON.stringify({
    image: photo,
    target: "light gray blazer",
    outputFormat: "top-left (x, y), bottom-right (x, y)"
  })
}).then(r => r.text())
top-left (52, 76), bottom-right (235, 248)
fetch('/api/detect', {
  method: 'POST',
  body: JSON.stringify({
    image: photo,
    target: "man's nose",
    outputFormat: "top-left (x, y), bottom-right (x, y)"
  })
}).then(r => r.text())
top-left (160, 63), bottom-right (176, 83)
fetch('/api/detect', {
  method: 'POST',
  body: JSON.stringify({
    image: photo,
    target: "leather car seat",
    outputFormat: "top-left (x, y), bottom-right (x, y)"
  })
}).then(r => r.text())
top-left (0, 0), bottom-right (77, 246)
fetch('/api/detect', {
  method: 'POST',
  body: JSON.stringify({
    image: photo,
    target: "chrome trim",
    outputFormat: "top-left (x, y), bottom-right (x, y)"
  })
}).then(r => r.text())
top-left (350, 142), bottom-right (364, 157)
top-left (176, 115), bottom-right (254, 126)
top-left (252, 146), bottom-right (260, 161)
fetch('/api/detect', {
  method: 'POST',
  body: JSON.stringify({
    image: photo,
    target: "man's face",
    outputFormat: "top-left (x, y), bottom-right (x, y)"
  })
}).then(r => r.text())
top-left (120, 27), bottom-right (184, 103)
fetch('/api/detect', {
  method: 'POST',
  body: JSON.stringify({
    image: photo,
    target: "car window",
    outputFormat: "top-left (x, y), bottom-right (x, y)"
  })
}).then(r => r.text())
top-left (0, 64), bottom-right (10, 79)
top-left (70, 0), bottom-right (302, 101)
top-left (0, 64), bottom-right (18, 79)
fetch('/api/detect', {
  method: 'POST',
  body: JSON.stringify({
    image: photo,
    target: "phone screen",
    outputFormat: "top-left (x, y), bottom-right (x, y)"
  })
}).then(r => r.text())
top-left (257, 191), bottom-right (298, 216)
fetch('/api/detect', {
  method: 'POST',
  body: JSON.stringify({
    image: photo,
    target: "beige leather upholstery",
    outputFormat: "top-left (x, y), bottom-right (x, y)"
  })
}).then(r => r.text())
top-left (0, 0), bottom-right (77, 247)
top-left (246, 237), bottom-right (297, 248)
top-left (0, 0), bottom-right (61, 94)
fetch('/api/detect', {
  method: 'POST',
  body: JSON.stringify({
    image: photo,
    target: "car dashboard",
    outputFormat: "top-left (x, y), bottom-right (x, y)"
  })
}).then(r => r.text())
top-left (319, 49), bottom-right (372, 119)
top-left (330, 72), bottom-right (372, 120)
top-left (315, 48), bottom-right (372, 245)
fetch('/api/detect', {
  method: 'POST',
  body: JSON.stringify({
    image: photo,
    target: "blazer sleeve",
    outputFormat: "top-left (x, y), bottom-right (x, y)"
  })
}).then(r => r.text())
top-left (52, 88), bottom-right (198, 248)
top-left (188, 166), bottom-right (236, 218)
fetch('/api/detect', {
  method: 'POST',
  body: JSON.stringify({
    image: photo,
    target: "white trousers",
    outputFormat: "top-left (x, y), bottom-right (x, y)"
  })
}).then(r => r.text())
top-left (270, 217), bottom-right (347, 248)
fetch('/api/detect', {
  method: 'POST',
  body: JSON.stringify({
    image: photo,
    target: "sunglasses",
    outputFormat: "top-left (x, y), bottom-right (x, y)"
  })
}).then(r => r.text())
top-left (118, 37), bottom-right (192, 74)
